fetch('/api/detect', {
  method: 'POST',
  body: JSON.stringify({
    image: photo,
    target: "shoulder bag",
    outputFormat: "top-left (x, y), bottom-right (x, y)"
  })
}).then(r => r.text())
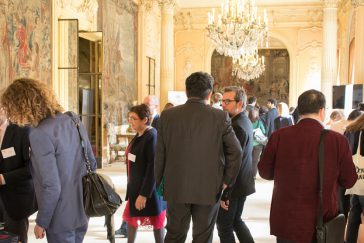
top-left (316, 129), bottom-right (346, 243)
top-left (67, 112), bottom-right (122, 217)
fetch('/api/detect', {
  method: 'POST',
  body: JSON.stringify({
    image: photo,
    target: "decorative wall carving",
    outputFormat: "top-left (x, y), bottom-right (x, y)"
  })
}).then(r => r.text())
top-left (174, 11), bottom-right (193, 29)
top-left (0, 0), bottom-right (52, 88)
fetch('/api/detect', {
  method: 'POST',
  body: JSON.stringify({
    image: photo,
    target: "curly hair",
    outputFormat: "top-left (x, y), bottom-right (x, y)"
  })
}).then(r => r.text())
top-left (1, 78), bottom-right (64, 127)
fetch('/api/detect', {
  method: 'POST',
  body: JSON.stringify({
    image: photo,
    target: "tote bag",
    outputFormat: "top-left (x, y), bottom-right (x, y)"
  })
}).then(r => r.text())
top-left (346, 131), bottom-right (364, 195)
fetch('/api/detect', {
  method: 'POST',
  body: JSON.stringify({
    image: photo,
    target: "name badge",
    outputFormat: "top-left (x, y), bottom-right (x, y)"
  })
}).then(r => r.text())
top-left (1, 147), bottom-right (16, 159)
top-left (128, 153), bottom-right (136, 162)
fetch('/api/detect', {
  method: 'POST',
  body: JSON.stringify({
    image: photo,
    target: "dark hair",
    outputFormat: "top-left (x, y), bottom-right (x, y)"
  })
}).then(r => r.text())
top-left (129, 104), bottom-right (152, 125)
top-left (259, 106), bottom-right (269, 116)
top-left (248, 107), bottom-right (260, 123)
top-left (297, 89), bottom-right (326, 115)
top-left (223, 86), bottom-right (247, 105)
top-left (348, 109), bottom-right (363, 121)
top-left (163, 102), bottom-right (174, 111)
top-left (267, 98), bottom-right (277, 107)
top-left (358, 102), bottom-right (364, 111)
top-left (185, 72), bottom-right (213, 99)
top-left (247, 96), bottom-right (257, 105)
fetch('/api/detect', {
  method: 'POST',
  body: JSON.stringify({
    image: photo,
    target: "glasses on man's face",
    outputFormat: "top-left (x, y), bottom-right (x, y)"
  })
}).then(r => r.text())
top-left (128, 116), bottom-right (140, 121)
top-left (221, 99), bottom-right (237, 105)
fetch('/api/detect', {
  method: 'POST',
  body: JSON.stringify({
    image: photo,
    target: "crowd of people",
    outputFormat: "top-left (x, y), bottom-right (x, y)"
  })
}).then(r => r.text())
top-left (0, 72), bottom-right (363, 243)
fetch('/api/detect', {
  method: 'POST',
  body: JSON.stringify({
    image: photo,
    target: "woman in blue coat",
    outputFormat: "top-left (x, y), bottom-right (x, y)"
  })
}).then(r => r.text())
top-left (1, 78), bottom-right (97, 243)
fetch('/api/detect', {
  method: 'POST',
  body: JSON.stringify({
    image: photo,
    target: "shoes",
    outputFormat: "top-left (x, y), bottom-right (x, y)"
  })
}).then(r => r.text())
top-left (115, 221), bottom-right (128, 238)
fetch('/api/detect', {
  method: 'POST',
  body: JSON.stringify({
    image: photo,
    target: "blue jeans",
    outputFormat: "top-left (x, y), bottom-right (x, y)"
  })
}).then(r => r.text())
top-left (346, 195), bottom-right (364, 243)
top-left (216, 196), bottom-right (254, 243)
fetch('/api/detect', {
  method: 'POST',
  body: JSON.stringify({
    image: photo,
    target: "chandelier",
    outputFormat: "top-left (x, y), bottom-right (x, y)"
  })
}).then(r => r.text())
top-left (206, 0), bottom-right (268, 59)
top-left (233, 51), bottom-right (265, 80)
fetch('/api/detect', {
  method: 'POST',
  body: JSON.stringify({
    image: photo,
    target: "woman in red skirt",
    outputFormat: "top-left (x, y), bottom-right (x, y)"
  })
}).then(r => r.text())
top-left (123, 104), bottom-right (166, 243)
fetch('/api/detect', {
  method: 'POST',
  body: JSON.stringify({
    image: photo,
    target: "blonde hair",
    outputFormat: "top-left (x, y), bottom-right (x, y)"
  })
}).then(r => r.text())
top-left (1, 78), bottom-right (64, 127)
top-left (277, 102), bottom-right (289, 117)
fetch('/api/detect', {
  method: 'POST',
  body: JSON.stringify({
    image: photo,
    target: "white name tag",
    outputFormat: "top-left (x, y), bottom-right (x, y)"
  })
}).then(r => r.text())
top-left (1, 147), bottom-right (16, 159)
top-left (128, 153), bottom-right (136, 162)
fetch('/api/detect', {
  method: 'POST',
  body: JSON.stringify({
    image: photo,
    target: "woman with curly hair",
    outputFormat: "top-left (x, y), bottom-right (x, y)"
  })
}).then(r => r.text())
top-left (1, 78), bottom-right (97, 243)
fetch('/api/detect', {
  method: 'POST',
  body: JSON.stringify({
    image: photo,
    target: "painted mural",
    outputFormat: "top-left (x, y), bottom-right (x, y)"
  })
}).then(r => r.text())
top-left (0, 0), bottom-right (52, 88)
top-left (211, 49), bottom-right (290, 105)
top-left (103, 0), bottom-right (137, 126)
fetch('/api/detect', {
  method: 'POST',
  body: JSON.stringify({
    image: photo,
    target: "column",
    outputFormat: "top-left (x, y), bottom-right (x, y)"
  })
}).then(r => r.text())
top-left (160, 0), bottom-right (175, 107)
top-left (353, 0), bottom-right (364, 84)
top-left (321, 0), bottom-right (338, 109)
top-left (138, 2), bottom-right (146, 103)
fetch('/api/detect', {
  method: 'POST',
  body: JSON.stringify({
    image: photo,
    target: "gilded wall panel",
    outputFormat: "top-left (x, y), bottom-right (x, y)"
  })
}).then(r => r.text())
top-left (0, 0), bottom-right (52, 88)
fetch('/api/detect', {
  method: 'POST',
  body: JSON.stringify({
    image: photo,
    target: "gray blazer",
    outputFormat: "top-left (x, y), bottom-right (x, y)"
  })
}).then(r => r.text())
top-left (155, 99), bottom-right (242, 205)
top-left (29, 112), bottom-right (97, 233)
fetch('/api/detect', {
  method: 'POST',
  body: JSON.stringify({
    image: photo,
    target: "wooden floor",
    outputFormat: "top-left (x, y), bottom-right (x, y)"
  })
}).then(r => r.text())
top-left (27, 162), bottom-right (276, 243)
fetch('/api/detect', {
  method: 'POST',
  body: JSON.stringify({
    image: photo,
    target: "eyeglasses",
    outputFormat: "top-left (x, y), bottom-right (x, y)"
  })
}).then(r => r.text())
top-left (128, 116), bottom-right (140, 121)
top-left (221, 99), bottom-right (237, 105)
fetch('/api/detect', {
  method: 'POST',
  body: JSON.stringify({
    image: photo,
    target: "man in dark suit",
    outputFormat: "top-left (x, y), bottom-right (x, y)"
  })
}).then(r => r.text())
top-left (258, 90), bottom-right (357, 243)
top-left (265, 98), bottom-right (278, 138)
top-left (155, 71), bottom-right (242, 243)
top-left (217, 86), bottom-right (255, 243)
top-left (0, 108), bottom-right (37, 243)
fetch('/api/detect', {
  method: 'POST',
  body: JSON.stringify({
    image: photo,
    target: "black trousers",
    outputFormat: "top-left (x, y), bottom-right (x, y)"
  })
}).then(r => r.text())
top-left (165, 201), bottom-right (220, 243)
top-left (216, 196), bottom-right (254, 243)
top-left (0, 198), bottom-right (29, 243)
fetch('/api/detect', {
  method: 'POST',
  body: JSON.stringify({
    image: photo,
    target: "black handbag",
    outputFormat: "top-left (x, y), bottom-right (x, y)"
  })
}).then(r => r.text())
top-left (316, 129), bottom-right (346, 243)
top-left (68, 112), bottom-right (122, 217)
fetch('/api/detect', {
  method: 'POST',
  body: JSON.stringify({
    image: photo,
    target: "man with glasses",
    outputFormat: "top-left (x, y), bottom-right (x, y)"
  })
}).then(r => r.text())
top-left (217, 86), bottom-right (255, 243)
top-left (155, 72), bottom-right (242, 243)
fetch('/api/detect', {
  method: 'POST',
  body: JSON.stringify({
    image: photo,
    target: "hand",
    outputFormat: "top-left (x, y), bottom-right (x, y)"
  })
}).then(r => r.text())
top-left (34, 224), bottom-right (45, 239)
top-left (220, 199), bottom-right (229, 211)
top-left (135, 195), bottom-right (147, 211)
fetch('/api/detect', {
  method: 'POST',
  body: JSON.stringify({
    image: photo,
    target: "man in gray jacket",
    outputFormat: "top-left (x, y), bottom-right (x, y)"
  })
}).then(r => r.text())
top-left (155, 71), bottom-right (242, 243)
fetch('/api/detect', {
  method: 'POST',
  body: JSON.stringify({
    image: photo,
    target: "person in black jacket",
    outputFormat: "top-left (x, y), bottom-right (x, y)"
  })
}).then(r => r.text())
top-left (0, 108), bottom-right (37, 243)
top-left (123, 104), bottom-right (166, 243)
top-left (265, 98), bottom-right (279, 138)
top-left (217, 86), bottom-right (255, 243)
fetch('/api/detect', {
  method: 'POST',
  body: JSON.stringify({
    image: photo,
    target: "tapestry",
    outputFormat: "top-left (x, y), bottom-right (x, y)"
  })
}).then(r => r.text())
top-left (103, 0), bottom-right (138, 126)
top-left (211, 49), bottom-right (290, 105)
top-left (0, 0), bottom-right (52, 88)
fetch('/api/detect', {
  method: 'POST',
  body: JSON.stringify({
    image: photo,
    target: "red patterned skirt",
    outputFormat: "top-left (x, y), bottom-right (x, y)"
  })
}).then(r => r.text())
top-left (122, 201), bottom-right (166, 229)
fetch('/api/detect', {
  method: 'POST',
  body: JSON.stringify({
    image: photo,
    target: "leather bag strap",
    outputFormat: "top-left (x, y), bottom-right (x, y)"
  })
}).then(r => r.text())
top-left (316, 129), bottom-right (329, 229)
top-left (65, 112), bottom-right (93, 174)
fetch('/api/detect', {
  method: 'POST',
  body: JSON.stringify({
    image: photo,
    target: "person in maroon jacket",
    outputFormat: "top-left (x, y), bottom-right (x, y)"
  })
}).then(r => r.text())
top-left (258, 89), bottom-right (357, 243)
